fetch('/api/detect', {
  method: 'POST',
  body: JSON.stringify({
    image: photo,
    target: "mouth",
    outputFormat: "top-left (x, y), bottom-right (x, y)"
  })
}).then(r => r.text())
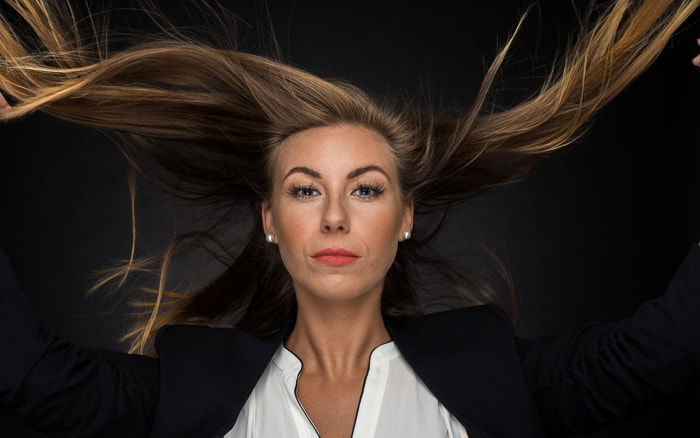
top-left (311, 248), bottom-right (361, 266)
top-left (312, 254), bottom-right (361, 266)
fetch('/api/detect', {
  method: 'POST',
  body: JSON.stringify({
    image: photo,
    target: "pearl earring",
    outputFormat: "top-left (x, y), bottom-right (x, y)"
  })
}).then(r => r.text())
top-left (403, 231), bottom-right (411, 240)
top-left (266, 233), bottom-right (274, 243)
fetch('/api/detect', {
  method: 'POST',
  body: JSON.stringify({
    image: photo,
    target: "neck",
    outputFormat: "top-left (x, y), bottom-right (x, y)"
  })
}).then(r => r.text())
top-left (284, 286), bottom-right (391, 381)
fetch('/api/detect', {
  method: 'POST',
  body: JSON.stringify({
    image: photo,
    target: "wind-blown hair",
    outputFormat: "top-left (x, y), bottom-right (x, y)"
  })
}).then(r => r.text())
top-left (0, 0), bottom-right (697, 355)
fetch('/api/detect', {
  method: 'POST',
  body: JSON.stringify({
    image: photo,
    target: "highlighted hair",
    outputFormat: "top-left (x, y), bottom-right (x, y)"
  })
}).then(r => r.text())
top-left (1, 0), bottom-right (696, 355)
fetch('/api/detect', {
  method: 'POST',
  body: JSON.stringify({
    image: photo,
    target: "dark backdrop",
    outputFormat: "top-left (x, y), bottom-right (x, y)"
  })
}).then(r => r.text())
top-left (1, 0), bottom-right (699, 436)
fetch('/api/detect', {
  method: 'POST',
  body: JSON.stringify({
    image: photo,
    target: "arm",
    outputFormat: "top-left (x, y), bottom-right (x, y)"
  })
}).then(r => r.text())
top-left (0, 249), bottom-right (159, 437)
top-left (516, 242), bottom-right (700, 437)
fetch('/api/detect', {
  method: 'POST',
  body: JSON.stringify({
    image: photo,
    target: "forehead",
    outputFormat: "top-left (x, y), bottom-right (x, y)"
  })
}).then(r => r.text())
top-left (275, 124), bottom-right (394, 175)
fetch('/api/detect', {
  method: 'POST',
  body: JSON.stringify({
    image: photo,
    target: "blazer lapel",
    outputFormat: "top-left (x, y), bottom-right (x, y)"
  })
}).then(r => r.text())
top-left (385, 304), bottom-right (546, 438)
top-left (149, 310), bottom-right (296, 438)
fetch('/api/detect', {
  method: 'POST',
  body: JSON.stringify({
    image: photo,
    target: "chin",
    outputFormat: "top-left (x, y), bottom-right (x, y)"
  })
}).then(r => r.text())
top-left (313, 294), bottom-right (370, 304)
top-left (293, 274), bottom-right (377, 300)
top-left (309, 283), bottom-right (369, 301)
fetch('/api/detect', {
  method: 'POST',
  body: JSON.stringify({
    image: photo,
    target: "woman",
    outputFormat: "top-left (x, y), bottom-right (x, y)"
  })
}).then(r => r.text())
top-left (1, 0), bottom-right (699, 437)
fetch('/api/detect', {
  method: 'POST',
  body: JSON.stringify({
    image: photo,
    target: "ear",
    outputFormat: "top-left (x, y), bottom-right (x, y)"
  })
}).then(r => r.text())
top-left (401, 198), bottom-right (414, 237)
top-left (261, 199), bottom-right (275, 236)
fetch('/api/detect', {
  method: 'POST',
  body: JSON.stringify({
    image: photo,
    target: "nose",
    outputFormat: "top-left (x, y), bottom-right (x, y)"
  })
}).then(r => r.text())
top-left (320, 196), bottom-right (348, 234)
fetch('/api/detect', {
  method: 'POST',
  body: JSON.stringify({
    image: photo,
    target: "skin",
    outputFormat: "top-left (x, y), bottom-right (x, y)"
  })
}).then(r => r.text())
top-left (261, 123), bottom-right (413, 437)
top-left (0, 91), bottom-right (9, 110)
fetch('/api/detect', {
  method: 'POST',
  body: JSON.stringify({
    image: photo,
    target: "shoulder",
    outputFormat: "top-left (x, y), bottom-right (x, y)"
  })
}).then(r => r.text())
top-left (425, 303), bottom-right (513, 327)
top-left (155, 323), bottom-right (235, 348)
top-left (385, 302), bottom-right (515, 340)
top-left (415, 302), bottom-right (513, 328)
top-left (83, 346), bottom-right (160, 399)
top-left (154, 323), bottom-right (279, 358)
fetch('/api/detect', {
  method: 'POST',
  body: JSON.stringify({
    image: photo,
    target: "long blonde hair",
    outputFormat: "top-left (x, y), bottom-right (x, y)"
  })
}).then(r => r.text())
top-left (1, 0), bottom-right (697, 355)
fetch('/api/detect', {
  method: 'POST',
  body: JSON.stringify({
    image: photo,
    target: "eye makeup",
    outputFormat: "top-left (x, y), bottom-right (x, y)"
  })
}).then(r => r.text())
top-left (285, 181), bottom-right (386, 200)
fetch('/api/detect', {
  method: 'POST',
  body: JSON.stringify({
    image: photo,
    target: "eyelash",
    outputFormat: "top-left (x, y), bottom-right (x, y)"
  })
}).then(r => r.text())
top-left (286, 181), bottom-right (386, 199)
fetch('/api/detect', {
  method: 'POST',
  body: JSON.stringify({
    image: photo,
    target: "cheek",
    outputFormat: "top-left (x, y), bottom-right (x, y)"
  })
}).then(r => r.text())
top-left (273, 206), bottom-right (313, 268)
top-left (275, 207), bottom-right (307, 235)
top-left (365, 211), bottom-right (396, 238)
top-left (363, 209), bottom-right (402, 260)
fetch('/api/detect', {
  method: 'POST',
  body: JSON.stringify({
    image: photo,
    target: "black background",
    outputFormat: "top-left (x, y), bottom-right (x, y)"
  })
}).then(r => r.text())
top-left (1, 0), bottom-right (699, 436)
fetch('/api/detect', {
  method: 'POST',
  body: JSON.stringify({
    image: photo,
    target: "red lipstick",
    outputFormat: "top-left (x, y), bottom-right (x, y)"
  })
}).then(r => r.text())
top-left (312, 248), bottom-right (361, 266)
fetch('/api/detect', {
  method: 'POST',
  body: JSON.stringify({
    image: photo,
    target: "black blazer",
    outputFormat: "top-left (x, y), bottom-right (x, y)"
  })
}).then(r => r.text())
top-left (1, 243), bottom-right (699, 438)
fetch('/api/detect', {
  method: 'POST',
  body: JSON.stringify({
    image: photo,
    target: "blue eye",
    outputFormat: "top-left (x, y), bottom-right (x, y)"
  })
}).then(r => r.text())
top-left (286, 182), bottom-right (386, 200)
top-left (352, 182), bottom-right (385, 198)
top-left (287, 184), bottom-right (319, 199)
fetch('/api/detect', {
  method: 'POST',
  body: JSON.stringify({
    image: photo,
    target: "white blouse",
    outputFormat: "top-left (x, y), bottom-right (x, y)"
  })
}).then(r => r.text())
top-left (225, 340), bottom-right (470, 437)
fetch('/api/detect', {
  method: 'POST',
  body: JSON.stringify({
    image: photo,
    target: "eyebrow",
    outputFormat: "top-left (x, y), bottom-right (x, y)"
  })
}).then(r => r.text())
top-left (282, 165), bottom-right (391, 183)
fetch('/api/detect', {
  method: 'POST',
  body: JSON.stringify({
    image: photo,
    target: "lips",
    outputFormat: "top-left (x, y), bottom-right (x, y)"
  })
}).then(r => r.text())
top-left (312, 248), bottom-right (360, 258)
top-left (311, 248), bottom-right (361, 266)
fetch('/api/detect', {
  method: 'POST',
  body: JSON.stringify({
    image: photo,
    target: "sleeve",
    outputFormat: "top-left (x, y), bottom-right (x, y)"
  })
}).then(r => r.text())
top-left (0, 249), bottom-right (160, 438)
top-left (515, 242), bottom-right (700, 437)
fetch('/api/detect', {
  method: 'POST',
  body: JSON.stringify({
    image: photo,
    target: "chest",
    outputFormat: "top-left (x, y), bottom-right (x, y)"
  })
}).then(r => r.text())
top-left (295, 372), bottom-right (367, 438)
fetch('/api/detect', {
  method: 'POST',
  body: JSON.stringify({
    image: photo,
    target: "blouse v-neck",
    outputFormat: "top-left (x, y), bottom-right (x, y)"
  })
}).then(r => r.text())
top-left (277, 340), bottom-right (396, 437)
top-left (225, 339), bottom-right (470, 437)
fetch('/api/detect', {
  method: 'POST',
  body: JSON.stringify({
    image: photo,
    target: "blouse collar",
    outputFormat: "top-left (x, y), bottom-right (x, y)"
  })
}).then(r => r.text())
top-left (272, 340), bottom-right (400, 378)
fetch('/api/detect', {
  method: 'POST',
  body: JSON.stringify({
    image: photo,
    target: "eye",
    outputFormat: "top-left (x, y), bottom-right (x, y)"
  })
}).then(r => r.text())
top-left (285, 181), bottom-right (386, 200)
top-left (286, 183), bottom-right (319, 199)
top-left (351, 181), bottom-right (385, 199)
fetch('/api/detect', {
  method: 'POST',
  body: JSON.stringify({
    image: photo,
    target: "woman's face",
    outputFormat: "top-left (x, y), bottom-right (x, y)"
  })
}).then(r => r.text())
top-left (262, 123), bottom-right (413, 303)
